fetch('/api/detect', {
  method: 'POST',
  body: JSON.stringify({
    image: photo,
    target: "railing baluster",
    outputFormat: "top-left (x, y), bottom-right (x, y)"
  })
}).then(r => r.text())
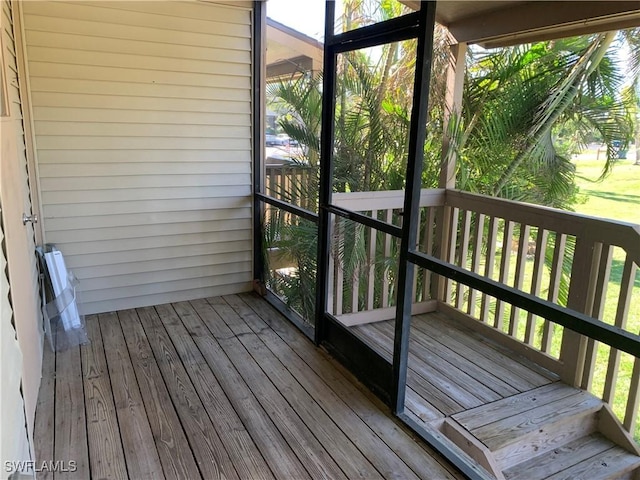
top-left (509, 223), bottom-right (531, 338)
top-left (480, 216), bottom-right (498, 324)
top-left (351, 267), bottom-right (359, 313)
top-left (412, 210), bottom-right (420, 303)
top-left (422, 207), bottom-right (436, 301)
top-left (327, 255), bottom-right (335, 315)
top-left (302, 168), bottom-right (308, 210)
top-left (524, 228), bottom-right (548, 346)
top-left (468, 212), bottom-right (485, 317)
top-left (335, 218), bottom-right (344, 316)
top-left (269, 167), bottom-right (276, 198)
top-left (287, 167), bottom-right (296, 205)
top-left (283, 170), bottom-right (291, 223)
top-left (603, 257), bottom-right (638, 404)
top-left (542, 232), bottom-right (566, 354)
top-left (624, 348), bottom-right (640, 433)
top-left (444, 207), bottom-right (460, 304)
top-left (456, 210), bottom-right (472, 310)
top-left (278, 168), bottom-right (284, 199)
top-left (581, 243), bottom-right (613, 390)
top-left (382, 208), bottom-right (393, 308)
top-left (495, 220), bottom-right (514, 330)
top-left (366, 211), bottom-right (377, 311)
top-left (351, 222), bottom-right (361, 314)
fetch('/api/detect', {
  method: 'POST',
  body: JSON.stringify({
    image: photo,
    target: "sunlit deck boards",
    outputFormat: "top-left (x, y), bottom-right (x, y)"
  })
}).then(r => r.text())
top-left (353, 311), bottom-right (559, 425)
top-left (33, 293), bottom-right (461, 480)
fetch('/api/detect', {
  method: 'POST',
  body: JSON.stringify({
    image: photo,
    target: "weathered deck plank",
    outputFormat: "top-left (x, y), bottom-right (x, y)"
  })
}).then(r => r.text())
top-left (453, 382), bottom-right (570, 431)
top-left (354, 319), bottom-right (464, 415)
top-left (171, 300), bottom-right (310, 480)
top-left (237, 293), bottom-right (460, 479)
top-left (81, 315), bottom-right (127, 479)
top-left (118, 309), bottom-right (201, 480)
top-left (368, 322), bottom-right (487, 410)
top-left (545, 446), bottom-right (640, 480)
top-left (136, 305), bottom-right (240, 480)
top-left (34, 294), bottom-right (468, 480)
top-left (33, 330), bottom-right (56, 480)
top-left (98, 312), bottom-right (165, 480)
top-left (473, 391), bottom-right (602, 450)
top-left (189, 298), bottom-right (349, 479)
top-left (423, 313), bottom-right (556, 385)
top-left (503, 434), bottom-right (613, 480)
top-left (53, 340), bottom-right (89, 479)
top-left (375, 320), bottom-right (503, 405)
top-left (153, 303), bottom-right (274, 480)
top-left (210, 296), bottom-right (383, 479)
top-left (224, 294), bottom-right (426, 480)
top-left (391, 319), bottom-right (519, 398)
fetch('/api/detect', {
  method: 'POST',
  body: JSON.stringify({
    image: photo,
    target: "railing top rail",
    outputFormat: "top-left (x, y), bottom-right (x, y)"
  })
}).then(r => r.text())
top-left (283, 184), bottom-right (639, 263)
top-left (409, 249), bottom-right (640, 358)
top-left (333, 188), bottom-right (445, 211)
top-left (445, 189), bottom-right (640, 265)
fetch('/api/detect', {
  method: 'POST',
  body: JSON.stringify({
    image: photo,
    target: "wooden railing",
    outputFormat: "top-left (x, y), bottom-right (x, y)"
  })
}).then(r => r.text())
top-left (441, 190), bottom-right (640, 434)
top-left (330, 187), bottom-right (640, 435)
top-left (265, 164), bottom-right (317, 212)
top-left (261, 168), bottom-right (640, 434)
top-left (329, 189), bottom-right (445, 325)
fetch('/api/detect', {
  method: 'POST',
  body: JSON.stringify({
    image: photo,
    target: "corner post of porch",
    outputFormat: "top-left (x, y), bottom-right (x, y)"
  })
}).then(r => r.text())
top-left (432, 35), bottom-right (466, 302)
top-left (559, 235), bottom-right (599, 386)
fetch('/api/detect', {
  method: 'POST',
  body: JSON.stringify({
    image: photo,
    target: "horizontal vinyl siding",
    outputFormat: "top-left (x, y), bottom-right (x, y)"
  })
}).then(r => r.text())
top-left (24, 1), bottom-right (254, 313)
top-left (64, 241), bottom-right (252, 269)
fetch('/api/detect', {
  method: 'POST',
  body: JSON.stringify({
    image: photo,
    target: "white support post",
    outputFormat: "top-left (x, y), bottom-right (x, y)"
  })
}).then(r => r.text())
top-left (560, 236), bottom-right (598, 386)
top-left (439, 37), bottom-right (467, 190)
top-left (433, 37), bottom-right (467, 302)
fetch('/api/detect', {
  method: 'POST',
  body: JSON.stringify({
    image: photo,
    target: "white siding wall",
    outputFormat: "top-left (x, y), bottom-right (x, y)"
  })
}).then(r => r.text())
top-left (22, 1), bottom-right (254, 314)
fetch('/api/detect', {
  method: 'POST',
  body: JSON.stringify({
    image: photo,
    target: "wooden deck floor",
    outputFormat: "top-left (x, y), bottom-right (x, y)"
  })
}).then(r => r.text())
top-left (34, 293), bottom-right (462, 480)
top-left (353, 311), bottom-right (559, 426)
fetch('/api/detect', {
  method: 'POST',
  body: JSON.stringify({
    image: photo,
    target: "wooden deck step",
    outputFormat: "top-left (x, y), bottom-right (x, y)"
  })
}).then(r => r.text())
top-left (453, 383), bottom-right (576, 432)
top-left (503, 433), bottom-right (640, 480)
top-left (467, 389), bottom-right (602, 469)
top-left (446, 383), bottom-right (640, 479)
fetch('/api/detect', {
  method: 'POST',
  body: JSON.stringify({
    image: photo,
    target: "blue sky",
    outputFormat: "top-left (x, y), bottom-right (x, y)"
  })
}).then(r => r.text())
top-left (267, 0), bottom-right (326, 40)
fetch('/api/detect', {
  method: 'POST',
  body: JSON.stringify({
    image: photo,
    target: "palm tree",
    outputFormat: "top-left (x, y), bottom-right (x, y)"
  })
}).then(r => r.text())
top-left (263, 13), bottom-right (639, 319)
top-left (455, 29), bottom-right (638, 207)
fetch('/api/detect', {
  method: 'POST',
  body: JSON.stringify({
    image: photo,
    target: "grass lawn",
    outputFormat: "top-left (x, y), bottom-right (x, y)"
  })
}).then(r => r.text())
top-left (573, 147), bottom-right (640, 224)
top-left (572, 147), bottom-right (640, 437)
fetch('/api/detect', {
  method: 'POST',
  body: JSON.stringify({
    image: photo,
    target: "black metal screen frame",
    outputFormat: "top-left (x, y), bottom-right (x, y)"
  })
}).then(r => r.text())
top-left (315, 3), bottom-right (429, 344)
top-left (253, 3), bottom-right (494, 478)
top-left (316, 0), bottom-right (435, 406)
top-left (252, 1), bottom-right (320, 340)
top-left (252, 0), bottom-right (265, 285)
top-left (314, 4), bottom-right (494, 479)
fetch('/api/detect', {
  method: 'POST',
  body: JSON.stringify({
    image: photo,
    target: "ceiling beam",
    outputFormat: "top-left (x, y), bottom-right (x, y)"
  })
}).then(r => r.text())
top-left (266, 56), bottom-right (314, 80)
top-left (447, 1), bottom-right (640, 47)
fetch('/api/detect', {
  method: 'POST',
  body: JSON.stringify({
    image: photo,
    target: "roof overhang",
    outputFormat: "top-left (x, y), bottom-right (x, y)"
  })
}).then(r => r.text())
top-left (264, 2), bottom-right (640, 75)
top-left (266, 17), bottom-right (323, 80)
top-left (404, 1), bottom-right (640, 48)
